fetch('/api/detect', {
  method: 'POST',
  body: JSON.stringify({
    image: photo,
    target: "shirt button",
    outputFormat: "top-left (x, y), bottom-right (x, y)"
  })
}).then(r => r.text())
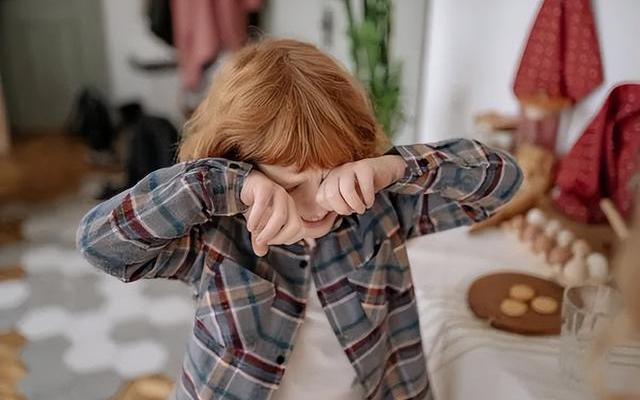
top-left (276, 355), bottom-right (285, 365)
top-left (299, 260), bottom-right (308, 269)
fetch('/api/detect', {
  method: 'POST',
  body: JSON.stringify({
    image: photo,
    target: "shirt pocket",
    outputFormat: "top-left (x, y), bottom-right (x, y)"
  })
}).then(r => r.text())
top-left (346, 237), bottom-right (388, 327)
top-left (346, 235), bottom-right (411, 327)
top-left (194, 256), bottom-right (275, 352)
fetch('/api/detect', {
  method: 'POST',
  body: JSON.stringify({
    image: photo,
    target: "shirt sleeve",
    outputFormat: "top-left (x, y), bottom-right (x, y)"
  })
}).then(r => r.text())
top-left (76, 158), bottom-right (253, 285)
top-left (383, 138), bottom-right (523, 240)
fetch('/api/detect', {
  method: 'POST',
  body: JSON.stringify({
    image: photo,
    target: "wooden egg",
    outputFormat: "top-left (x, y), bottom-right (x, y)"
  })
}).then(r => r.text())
top-left (555, 229), bottom-right (575, 248)
top-left (586, 252), bottom-right (609, 283)
top-left (571, 239), bottom-right (591, 259)
top-left (533, 234), bottom-right (554, 255)
top-left (522, 224), bottom-right (542, 243)
top-left (563, 257), bottom-right (588, 286)
top-left (526, 208), bottom-right (546, 226)
top-left (543, 220), bottom-right (562, 239)
top-left (548, 245), bottom-right (572, 266)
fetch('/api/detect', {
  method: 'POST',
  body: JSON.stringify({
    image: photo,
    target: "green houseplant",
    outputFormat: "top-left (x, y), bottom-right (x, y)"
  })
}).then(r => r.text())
top-left (342, 0), bottom-right (402, 139)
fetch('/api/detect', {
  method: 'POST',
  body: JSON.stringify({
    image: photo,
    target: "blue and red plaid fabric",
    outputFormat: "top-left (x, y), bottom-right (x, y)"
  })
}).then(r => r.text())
top-left (77, 139), bottom-right (522, 400)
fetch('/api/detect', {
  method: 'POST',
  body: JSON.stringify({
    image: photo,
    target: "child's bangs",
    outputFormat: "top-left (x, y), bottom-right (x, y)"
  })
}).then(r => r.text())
top-left (244, 87), bottom-right (381, 170)
top-left (255, 122), bottom-right (362, 171)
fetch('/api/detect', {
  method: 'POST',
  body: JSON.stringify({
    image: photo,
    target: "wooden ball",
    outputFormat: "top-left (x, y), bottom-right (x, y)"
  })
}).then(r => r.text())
top-left (533, 234), bottom-right (554, 255)
top-left (548, 246), bottom-right (572, 266)
top-left (522, 225), bottom-right (542, 243)
top-left (586, 252), bottom-right (609, 283)
top-left (571, 239), bottom-right (591, 259)
top-left (556, 230), bottom-right (575, 248)
top-left (526, 208), bottom-right (546, 226)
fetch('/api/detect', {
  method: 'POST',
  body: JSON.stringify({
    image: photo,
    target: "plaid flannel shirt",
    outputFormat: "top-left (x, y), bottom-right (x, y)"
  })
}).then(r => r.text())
top-left (77, 139), bottom-right (522, 400)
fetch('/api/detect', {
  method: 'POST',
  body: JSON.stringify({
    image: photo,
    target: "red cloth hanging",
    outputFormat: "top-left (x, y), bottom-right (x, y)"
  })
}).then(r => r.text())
top-left (513, 0), bottom-right (604, 112)
top-left (171, 0), bottom-right (262, 91)
top-left (553, 84), bottom-right (640, 223)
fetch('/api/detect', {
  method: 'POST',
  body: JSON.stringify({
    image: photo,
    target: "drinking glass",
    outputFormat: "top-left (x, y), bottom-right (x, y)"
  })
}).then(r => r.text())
top-left (559, 284), bottom-right (620, 387)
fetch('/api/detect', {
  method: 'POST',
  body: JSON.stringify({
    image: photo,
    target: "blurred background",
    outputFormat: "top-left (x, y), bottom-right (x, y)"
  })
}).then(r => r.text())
top-left (0, 1), bottom-right (639, 399)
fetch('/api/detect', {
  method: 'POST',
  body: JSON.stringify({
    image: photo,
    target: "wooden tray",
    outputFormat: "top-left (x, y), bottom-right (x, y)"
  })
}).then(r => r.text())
top-left (467, 272), bottom-right (564, 335)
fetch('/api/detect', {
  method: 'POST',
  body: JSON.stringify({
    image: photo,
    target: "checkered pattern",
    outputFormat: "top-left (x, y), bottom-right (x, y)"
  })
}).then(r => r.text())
top-left (77, 139), bottom-right (522, 400)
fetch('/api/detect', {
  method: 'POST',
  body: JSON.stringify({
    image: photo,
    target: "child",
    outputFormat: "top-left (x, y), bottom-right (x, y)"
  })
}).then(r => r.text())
top-left (77, 39), bottom-right (522, 400)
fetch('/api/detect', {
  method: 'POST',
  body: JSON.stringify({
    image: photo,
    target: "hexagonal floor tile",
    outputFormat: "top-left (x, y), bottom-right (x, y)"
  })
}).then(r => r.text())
top-left (0, 280), bottom-right (29, 310)
top-left (147, 295), bottom-right (194, 327)
top-left (65, 369), bottom-right (122, 400)
top-left (113, 340), bottom-right (168, 378)
top-left (17, 306), bottom-right (70, 341)
top-left (19, 335), bottom-right (74, 399)
top-left (63, 337), bottom-right (119, 373)
top-left (25, 270), bottom-right (104, 314)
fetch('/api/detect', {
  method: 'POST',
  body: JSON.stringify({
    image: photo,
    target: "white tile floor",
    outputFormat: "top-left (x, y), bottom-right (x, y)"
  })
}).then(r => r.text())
top-left (0, 193), bottom-right (193, 399)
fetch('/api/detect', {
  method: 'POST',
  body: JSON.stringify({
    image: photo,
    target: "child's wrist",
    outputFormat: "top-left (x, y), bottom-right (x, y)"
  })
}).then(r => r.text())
top-left (382, 155), bottom-right (407, 184)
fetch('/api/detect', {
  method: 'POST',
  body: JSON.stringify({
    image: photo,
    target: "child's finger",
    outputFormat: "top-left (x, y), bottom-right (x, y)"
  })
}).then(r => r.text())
top-left (251, 233), bottom-right (268, 257)
top-left (268, 208), bottom-right (304, 245)
top-left (339, 173), bottom-right (366, 214)
top-left (256, 192), bottom-right (288, 244)
top-left (325, 175), bottom-right (353, 215)
top-left (354, 167), bottom-right (375, 207)
top-left (253, 206), bottom-right (271, 234)
top-left (247, 188), bottom-right (273, 231)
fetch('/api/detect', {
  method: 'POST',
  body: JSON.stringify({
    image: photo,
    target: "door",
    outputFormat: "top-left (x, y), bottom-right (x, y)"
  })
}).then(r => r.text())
top-left (0, 0), bottom-right (109, 133)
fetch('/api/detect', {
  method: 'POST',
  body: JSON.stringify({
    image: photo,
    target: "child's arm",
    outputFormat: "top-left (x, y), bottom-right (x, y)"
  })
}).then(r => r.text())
top-left (76, 158), bottom-right (252, 284)
top-left (383, 138), bottom-right (523, 239)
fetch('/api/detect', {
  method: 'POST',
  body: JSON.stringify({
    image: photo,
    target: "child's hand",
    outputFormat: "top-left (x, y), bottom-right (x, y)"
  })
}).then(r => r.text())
top-left (240, 170), bottom-right (306, 256)
top-left (316, 155), bottom-right (406, 215)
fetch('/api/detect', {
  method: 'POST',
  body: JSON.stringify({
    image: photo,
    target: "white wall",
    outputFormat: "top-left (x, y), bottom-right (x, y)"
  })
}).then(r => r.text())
top-left (101, 0), bottom-right (182, 124)
top-left (262, 0), bottom-right (428, 145)
top-left (418, 0), bottom-right (640, 153)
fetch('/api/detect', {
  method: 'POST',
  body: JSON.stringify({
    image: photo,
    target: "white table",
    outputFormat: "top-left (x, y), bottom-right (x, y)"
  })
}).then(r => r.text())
top-left (407, 228), bottom-right (640, 400)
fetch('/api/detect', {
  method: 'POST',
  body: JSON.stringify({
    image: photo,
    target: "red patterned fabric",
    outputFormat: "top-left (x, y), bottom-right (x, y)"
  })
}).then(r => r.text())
top-left (513, 0), bottom-right (604, 108)
top-left (554, 84), bottom-right (640, 223)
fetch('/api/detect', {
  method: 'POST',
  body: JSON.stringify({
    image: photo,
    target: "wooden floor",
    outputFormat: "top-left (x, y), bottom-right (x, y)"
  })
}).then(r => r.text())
top-left (0, 134), bottom-right (95, 205)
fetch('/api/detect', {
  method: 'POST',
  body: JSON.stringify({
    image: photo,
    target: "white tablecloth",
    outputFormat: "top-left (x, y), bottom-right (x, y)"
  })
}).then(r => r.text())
top-left (407, 228), bottom-right (640, 400)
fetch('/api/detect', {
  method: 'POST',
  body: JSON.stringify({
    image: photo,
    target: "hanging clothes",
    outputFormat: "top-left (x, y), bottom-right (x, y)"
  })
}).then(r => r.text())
top-left (553, 83), bottom-right (640, 223)
top-left (171, 0), bottom-right (263, 91)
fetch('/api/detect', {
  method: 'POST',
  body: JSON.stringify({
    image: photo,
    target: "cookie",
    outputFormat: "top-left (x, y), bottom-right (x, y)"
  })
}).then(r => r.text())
top-left (509, 284), bottom-right (535, 301)
top-left (531, 296), bottom-right (558, 315)
top-left (500, 298), bottom-right (528, 317)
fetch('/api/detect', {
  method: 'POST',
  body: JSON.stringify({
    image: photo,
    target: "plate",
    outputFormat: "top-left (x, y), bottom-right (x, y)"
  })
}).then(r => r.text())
top-left (467, 272), bottom-right (563, 335)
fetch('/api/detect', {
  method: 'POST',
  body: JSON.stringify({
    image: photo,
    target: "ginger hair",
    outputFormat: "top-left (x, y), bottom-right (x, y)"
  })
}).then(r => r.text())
top-left (178, 38), bottom-right (390, 169)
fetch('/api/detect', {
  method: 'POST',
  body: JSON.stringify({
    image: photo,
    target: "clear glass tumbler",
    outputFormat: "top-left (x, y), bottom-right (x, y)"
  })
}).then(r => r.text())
top-left (559, 284), bottom-right (620, 387)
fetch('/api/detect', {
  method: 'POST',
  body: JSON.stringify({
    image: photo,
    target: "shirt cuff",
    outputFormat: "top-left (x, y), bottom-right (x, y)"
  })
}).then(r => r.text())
top-left (186, 158), bottom-right (254, 216)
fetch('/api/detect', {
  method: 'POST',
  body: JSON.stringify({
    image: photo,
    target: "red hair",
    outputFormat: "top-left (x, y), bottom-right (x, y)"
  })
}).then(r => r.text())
top-left (178, 39), bottom-right (389, 169)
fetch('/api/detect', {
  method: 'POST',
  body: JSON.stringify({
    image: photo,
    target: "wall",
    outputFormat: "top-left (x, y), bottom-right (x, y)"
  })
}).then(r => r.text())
top-left (263, 0), bottom-right (428, 145)
top-left (418, 0), bottom-right (640, 153)
top-left (100, 0), bottom-right (182, 124)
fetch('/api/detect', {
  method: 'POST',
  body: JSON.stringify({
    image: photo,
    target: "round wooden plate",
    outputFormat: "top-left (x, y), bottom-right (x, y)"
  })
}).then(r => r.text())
top-left (467, 272), bottom-right (564, 335)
